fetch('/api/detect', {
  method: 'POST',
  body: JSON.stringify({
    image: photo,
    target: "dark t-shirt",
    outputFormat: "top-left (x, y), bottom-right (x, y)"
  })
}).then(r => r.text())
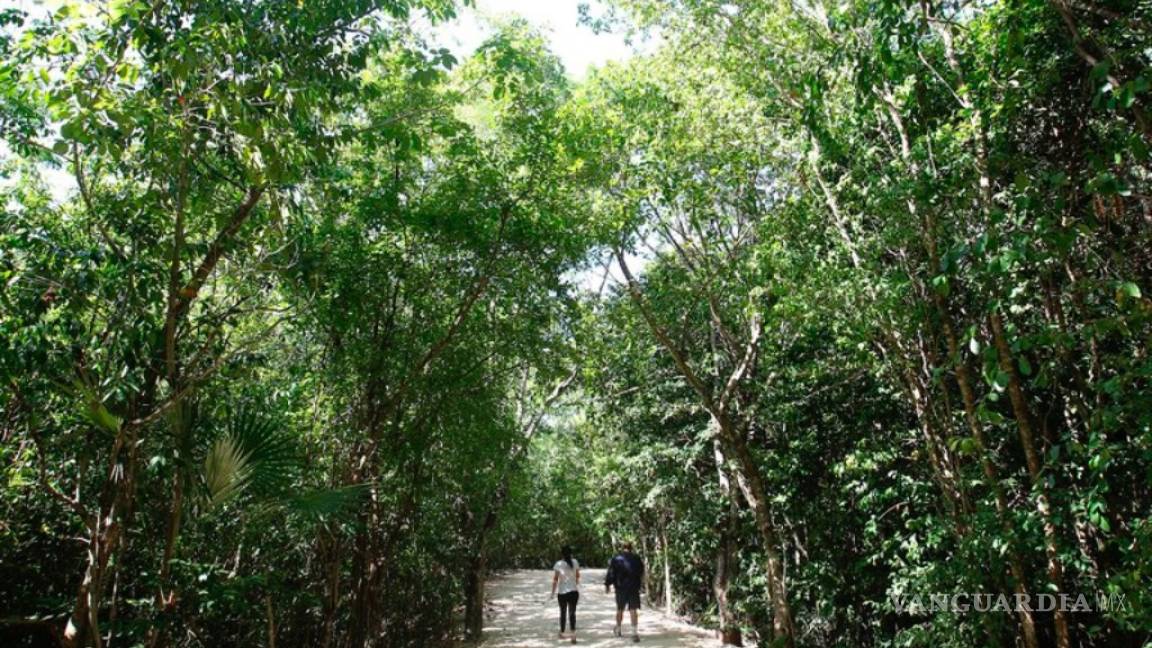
top-left (605, 551), bottom-right (644, 592)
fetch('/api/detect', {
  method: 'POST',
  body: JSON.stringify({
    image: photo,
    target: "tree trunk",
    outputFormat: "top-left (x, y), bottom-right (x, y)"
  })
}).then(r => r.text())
top-left (62, 424), bottom-right (140, 648)
top-left (348, 484), bottom-right (383, 648)
top-left (265, 595), bottom-right (277, 648)
top-left (62, 557), bottom-right (95, 648)
top-left (659, 524), bottom-right (674, 617)
top-left (713, 506), bottom-right (743, 645)
top-left (146, 434), bottom-right (185, 648)
top-left (463, 555), bottom-right (487, 641)
top-left (320, 530), bottom-right (342, 648)
top-left (711, 440), bottom-right (742, 646)
top-left (989, 312), bottom-right (1072, 648)
top-left (930, 299), bottom-right (1042, 648)
top-left (615, 250), bottom-right (793, 647)
top-left (956, 357), bottom-right (1041, 648)
top-left (718, 417), bottom-right (794, 648)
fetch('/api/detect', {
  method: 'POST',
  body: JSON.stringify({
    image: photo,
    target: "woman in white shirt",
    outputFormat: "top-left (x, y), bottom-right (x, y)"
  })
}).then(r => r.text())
top-left (550, 545), bottom-right (580, 643)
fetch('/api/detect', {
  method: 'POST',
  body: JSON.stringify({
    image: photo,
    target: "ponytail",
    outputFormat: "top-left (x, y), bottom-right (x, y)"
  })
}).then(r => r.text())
top-left (561, 545), bottom-right (574, 569)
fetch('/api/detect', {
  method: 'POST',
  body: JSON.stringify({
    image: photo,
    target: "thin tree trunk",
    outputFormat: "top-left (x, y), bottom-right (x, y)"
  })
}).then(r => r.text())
top-left (718, 416), bottom-right (794, 648)
top-left (320, 529), bottom-right (342, 648)
top-left (147, 421), bottom-right (185, 648)
top-left (63, 554), bottom-right (95, 648)
top-left (711, 440), bottom-right (742, 646)
top-left (938, 313), bottom-right (1040, 648)
top-left (63, 183), bottom-right (264, 648)
top-left (715, 513), bottom-right (742, 642)
top-left (266, 595), bottom-right (277, 648)
top-left (713, 533), bottom-right (740, 647)
top-left (62, 424), bottom-right (140, 648)
top-left (989, 312), bottom-right (1072, 648)
top-left (463, 554), bottom-right (487, 640)
top-left (615, 250), bottom-right (795, 647)
top-left (660, 524), bottom-right (674, 617)
top-left (348, 485), bottom-right (383, 648)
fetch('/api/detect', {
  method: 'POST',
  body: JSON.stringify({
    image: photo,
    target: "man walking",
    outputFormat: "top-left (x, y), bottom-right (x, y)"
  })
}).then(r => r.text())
top-left (605, 541), bottom-right (644, 642)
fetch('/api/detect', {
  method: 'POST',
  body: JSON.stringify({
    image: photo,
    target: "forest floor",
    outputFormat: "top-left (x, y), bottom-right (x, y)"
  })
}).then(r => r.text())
top-left (481, 569), bottom-right (725, 648)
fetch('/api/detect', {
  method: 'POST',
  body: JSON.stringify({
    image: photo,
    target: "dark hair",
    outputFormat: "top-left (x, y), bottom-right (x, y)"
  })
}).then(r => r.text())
top-left (561, 545), bottom-right (574, 569)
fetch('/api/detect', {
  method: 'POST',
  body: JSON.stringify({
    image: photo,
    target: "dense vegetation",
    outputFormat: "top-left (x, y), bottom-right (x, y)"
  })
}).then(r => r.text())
top-left (1, 0), bottom-right (1149, 647)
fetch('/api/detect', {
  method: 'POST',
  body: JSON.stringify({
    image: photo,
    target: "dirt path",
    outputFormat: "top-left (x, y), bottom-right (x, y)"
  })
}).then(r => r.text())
top-left (481, 569), bottom-right (725, 647)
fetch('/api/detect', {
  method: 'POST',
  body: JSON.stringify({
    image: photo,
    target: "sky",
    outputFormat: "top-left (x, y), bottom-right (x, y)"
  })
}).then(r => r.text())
top-left (434, 0), bottom-right (637, 79)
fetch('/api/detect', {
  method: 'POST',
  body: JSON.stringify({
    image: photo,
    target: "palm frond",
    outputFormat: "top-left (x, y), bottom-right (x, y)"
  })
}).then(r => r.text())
top-left (201, 407), bottom-right (299, 507)
top-left (283, 483), bottom-right (371, 521)
top-left (204, 435), bottom-right (254, 505)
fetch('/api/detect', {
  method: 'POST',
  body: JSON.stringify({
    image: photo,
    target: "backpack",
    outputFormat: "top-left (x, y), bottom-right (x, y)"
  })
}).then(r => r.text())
top-left (613, 552), bottom-right (641, 588)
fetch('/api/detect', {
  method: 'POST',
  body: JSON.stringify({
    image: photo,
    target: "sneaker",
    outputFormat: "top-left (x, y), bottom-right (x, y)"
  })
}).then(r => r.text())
top-left (632, 635), bottom-right (640, 643)
top-left (613, 626), bottom-right (621, 637)
top-left (570, 637), bottom-right (577, 644)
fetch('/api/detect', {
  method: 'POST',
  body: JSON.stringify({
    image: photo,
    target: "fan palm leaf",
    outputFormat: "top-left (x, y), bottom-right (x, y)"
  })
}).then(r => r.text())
top-left (202, 407), bottom-right (298, 507)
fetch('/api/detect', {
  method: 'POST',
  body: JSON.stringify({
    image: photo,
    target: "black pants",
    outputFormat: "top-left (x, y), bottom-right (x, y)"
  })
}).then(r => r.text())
top-left (557, 591), bottom-right (579, 632)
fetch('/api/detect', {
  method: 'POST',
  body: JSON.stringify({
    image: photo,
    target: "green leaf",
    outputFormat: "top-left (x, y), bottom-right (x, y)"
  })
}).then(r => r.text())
top-left (285, 484), bottom-right (369, 520)
top-left (1118, 281), bottom-right (1141, 299)
top-left (59, 120), bottom-right (84, 142)
top-left (1086, 171), bottom-right (1130, 196)
top-left (931, 275), bottom-right (950, 297)
top-left (1018, 356), bottom-right (1032, 376)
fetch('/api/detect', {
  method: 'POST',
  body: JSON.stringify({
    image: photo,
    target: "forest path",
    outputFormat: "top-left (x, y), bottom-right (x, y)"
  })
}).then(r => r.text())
top-left (481, 569), bottom-right (725, 648)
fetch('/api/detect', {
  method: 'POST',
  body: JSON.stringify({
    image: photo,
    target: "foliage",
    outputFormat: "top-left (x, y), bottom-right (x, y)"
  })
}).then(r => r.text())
top-left (3, 0), bottom-right (1151, 647)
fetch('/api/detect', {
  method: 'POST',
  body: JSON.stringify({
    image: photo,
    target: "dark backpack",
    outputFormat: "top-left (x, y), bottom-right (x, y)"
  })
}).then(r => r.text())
top-left (613, 552), bottom-right (642, 588)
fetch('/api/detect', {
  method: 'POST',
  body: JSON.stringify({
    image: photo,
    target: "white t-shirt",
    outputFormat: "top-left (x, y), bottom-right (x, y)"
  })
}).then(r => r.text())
top-left (553, 559), bottom-right (580, 595)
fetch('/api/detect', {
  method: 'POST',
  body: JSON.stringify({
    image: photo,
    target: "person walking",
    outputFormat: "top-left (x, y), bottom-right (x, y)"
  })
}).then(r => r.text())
top-left (605, 541), bottom-right (644, 642)
top-left (550, 545), bottom-right (581, 643)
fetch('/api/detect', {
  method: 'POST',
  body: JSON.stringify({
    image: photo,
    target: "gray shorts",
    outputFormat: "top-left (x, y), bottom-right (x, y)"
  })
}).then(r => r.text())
top-left (614, 586), bottom-right (641, 611)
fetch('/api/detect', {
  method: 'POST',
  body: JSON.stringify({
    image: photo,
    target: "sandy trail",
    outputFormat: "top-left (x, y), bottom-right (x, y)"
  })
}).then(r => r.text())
top-left (481, 569), bottom-right (725, 648)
